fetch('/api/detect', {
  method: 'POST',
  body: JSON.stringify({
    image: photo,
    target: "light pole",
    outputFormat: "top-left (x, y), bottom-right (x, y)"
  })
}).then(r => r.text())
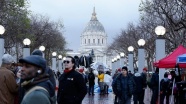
top-left (52, 52), bottom-right (57, 73)
top-left (0, 25), bottom-right (5, 66)
top-left (117, 55), bottom-right (121, 69)
top-left (138, 39), bottom-right (146, 73)
top-left (23, 38), bottom-right (31, 58)
top-left (111, 59), bottom-right (115, 76)
top-left (58, 55), bottom-right (62, 73)
top-left (120, 52), bottom-right (125, 67)
top-left (155, 26), bottom-right (166, 86)
top-left (39, 45), bottom-right (45, 58)
top-left (128, 46), bottom-right (134, 73)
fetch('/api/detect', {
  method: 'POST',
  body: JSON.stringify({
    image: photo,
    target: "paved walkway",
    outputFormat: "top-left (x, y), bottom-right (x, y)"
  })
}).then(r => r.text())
top-left (82, 87), bottom-right (152, 104)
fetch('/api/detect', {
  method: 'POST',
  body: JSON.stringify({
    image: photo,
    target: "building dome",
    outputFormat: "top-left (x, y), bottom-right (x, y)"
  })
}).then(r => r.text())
top-left (82, 7), bottom-right (106, 34)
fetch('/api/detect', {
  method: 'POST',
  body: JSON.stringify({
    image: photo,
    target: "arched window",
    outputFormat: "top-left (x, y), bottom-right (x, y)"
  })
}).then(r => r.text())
top-left (88, 39), bottom-right (90, 44)
top-left (93, 39), bottom-right (95, 43)
top-left (102, 39), bottom-right (104, 44)
top-left (98, 39), bottom-right (100, 44)
top-left (85, 39), bottom-right (86, 44)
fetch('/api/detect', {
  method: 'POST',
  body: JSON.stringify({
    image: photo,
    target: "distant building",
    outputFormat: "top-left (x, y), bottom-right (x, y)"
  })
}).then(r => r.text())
top-left (78, 7), bottom-right (111, 68)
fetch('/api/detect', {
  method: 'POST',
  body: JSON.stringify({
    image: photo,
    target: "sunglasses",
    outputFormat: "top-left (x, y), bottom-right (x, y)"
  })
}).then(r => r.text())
top-left (63, 60), bottom-right (70, 64)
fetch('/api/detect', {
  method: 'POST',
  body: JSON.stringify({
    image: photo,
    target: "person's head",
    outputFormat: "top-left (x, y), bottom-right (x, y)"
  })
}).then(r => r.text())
top-left (31, 49), bottom-right (43, 57)
top-left (117, 68), bottom-right (121, 73)
top-left (121, 66), bottom-right (128, 76)
top-left (63, 56), bottom-right (75, 70)
top-left (155, 67), bottom-right (159, 73)
top-left (128, 70), bottom-right (131, 73)
top-left (19, 55), bottom-right (46, 80)
top-left (1, 54), bottom-right (15, 70)
top-left (106, 71), bottom-right (110, 75)
top-left (164, 72), bottom-right (168, 78)
top-left (143, 67), bottom-right (147, 73)
top-left (170, 71), bottom-right (175, 76)
top-left (79, 68), bottom-right (84, 73)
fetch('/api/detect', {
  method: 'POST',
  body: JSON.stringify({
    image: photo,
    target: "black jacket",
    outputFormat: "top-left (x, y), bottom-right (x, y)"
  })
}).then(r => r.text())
top-left (88, 72), bottom-right (95, 86)
top-left (57, 69), bottom-right (87, 104)
top-left (112, 73), bottom-right (134, 103)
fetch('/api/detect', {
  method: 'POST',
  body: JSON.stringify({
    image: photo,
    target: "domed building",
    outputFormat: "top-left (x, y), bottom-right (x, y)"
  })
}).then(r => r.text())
top-left (78, 7), bottom-right (111, 68)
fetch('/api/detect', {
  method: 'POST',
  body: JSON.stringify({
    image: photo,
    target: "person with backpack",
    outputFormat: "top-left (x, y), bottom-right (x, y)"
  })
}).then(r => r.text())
top-left (160, 72), bottom-right (171, 104)
top-left (88, 69), bottom-right (95, 95)
top-left (112, 66), bottom-right (134, 104)
top-left (133, 71), bottom-right (145, 104)
top-left (19, 55), bottom-right (55, 104)
top-left (150, 67), bottom-right (159, 104)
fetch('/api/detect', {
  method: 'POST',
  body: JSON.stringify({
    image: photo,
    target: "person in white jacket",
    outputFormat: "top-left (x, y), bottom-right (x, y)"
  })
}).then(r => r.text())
top-left (104, 71), bottom-right (112, 94)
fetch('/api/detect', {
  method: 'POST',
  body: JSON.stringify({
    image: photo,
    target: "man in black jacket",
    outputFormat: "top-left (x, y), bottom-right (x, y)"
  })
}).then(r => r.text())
top-left (57, 56), bottom-right (87, 104)
top-left (88, 69), bottom-right (95, 95)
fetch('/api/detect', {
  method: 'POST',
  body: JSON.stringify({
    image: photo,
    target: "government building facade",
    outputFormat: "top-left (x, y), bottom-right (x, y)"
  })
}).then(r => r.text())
top-left (67, 7), bottom-right (112, 69)
top-left (78, 7), bottom-right (112, 69)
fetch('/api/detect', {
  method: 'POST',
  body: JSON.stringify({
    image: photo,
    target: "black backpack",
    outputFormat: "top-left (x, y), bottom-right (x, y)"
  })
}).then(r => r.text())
top-left (160, 79), bottom-right (171, 94)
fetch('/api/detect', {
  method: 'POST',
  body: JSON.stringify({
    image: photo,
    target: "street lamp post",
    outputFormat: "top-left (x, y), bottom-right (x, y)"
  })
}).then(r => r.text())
top-left (155, 26), bottom-right (166, 87)
top-left (138, 39), bottom-right (146, 73)
top-left (58, 55), bottom-right (62, 73)
top-left (112, 59), bottom-right (115, 76)
top-left (52, 52), bottom-right (57, 73)
top-left (39, 45), bottom-right (45, 58)
top-left (128, 46), bottom-right (134, 73)
top-left (0, 25), bottom-right (5, 65)
top-left (117, 55), bottom-right (121, 69)
top-left (112, 57), bottom-right (117, 76)
top-left (120, 52), bottom-right (125, 67)
top-left (23, 38), bottom-right (31, 58)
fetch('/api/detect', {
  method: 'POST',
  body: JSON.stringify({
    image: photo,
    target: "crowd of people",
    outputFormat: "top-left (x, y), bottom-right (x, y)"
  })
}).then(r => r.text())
top-left (0, 50), bottom-right (185, 104)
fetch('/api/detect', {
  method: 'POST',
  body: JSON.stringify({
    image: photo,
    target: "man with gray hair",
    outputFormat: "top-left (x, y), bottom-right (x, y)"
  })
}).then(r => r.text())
top-left (0, 54), bottom-right (18, 104)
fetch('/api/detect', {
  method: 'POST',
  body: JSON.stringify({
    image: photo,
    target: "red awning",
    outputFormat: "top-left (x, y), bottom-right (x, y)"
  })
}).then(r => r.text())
top-left (154, 45), bottom-right (186, 68)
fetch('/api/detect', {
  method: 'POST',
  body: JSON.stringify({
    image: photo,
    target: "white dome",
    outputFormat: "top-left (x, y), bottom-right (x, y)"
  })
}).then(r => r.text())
top-left (82, 7), bottom-right (106, 35)
top-left (83, 20), bottom-right (105, 33)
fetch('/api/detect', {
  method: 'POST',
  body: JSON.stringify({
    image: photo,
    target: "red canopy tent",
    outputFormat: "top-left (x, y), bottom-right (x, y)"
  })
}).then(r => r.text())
top-left (154, 45), bottom-right (186, 68)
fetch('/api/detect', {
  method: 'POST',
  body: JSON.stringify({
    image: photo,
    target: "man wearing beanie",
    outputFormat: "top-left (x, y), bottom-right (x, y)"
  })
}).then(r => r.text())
top-left (31, 49), bottom-right (56, 90)
top-left (112, 66), bottom-right (135, 104)
top-left (57, 56), bottom-right (87, 104)
top-left (19, 55), bottom-right (55, 104)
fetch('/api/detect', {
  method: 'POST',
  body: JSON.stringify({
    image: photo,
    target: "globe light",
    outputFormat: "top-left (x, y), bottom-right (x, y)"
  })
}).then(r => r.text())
top-left (120, 52), bottom-right (125, 57)
top-left (117, 55), bottom-right (120, 60)
top-left (39, 46), bottom-right (45, 51)
top-left (58, 55), bottom-right (62, 59)
top-left (23, 38), bottom-right (31, 45)
top-left (63, 57), bottom-right (66, 60)
top-left (112, 59), bottom-right (114, 62)
top-left (128, 46), bottom-right (134, 52)
top-left (155, 26), bottom-right (166, 36)
top-left (0, 25), bottom-right (5, 35)
top-left (52, 52), bottom-right (57, 57)
top-left (114, 57), bottom-right (117, 61)
top-left (138, 39), bottom-right (145, 46)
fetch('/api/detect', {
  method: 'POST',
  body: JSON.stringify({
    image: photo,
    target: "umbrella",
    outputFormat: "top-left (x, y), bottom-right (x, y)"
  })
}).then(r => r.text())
top-left (90, 62), bottom-right (109, 72)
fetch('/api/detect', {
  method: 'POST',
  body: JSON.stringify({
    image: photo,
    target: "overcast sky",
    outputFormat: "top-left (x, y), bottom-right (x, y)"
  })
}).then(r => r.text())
top-left (28, 0), bottom-right (141, 52)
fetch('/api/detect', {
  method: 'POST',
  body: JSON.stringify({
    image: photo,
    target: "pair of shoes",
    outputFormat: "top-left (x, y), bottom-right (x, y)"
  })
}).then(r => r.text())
top-left (92, 93), bottom-right (95, 95)
top-left (88, 93), bottom-right (91, 95)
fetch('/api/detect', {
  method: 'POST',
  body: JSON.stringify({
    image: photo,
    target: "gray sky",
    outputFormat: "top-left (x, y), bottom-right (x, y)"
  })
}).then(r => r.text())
top-left (28, 0), bottom-right (141, 52)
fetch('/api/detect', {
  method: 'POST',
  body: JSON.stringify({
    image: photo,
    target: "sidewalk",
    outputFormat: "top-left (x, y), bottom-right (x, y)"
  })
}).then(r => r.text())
top-left (82, 87), bottom-right (152, 104)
